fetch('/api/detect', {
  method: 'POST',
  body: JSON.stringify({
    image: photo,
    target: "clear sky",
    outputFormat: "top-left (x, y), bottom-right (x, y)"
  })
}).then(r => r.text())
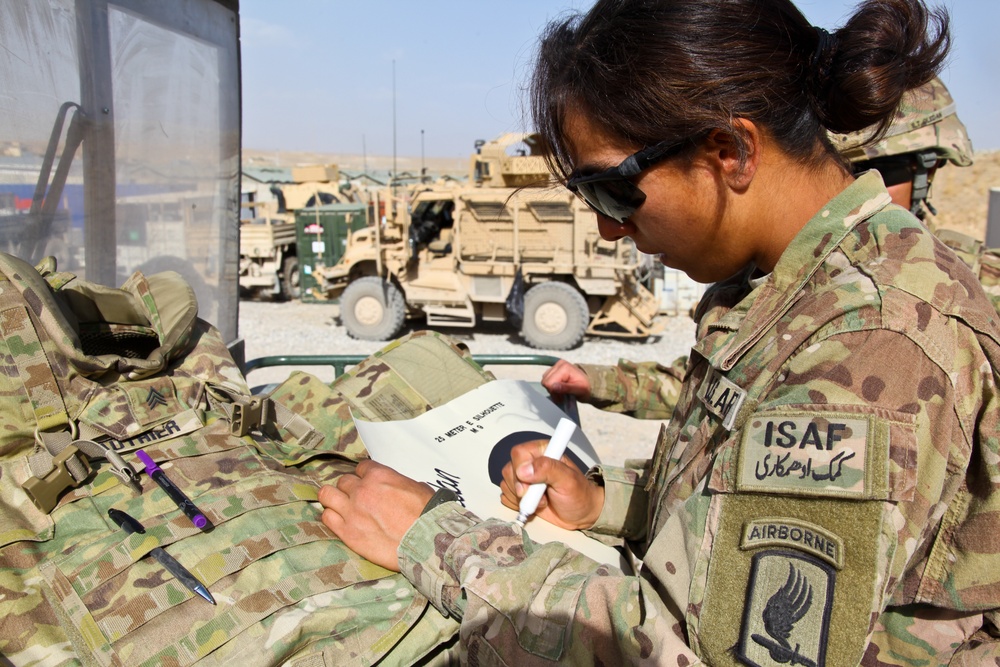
top-left (240, 0), bottom-right (999, 160)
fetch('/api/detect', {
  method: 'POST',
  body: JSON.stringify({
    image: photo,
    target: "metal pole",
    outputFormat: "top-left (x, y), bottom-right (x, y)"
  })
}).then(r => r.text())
top-left (77, 0), bottom-right (117, 286)
top-left (392, 60), bottom-right (397, 189)
top-left (987, 188), bottom-right (1000, 248)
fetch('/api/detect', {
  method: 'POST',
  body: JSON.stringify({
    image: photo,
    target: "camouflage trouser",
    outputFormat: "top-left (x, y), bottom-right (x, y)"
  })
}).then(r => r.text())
top-left (0, 330), bottom-right (480, 666)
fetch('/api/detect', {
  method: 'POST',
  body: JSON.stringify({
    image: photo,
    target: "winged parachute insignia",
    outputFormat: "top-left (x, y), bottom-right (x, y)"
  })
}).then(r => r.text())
top-left (752, 563), bottom-right (817, 667)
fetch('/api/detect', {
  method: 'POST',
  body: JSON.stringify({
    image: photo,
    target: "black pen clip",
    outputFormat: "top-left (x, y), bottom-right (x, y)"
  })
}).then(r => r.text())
top-left (108, 508), bottom-right (146, 535)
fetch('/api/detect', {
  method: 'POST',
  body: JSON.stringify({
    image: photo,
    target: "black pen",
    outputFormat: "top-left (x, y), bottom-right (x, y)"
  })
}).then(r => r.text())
top-left (108, 508), bottom-right (215, 605)
top-left (136, 449), bottom-right (209, 529)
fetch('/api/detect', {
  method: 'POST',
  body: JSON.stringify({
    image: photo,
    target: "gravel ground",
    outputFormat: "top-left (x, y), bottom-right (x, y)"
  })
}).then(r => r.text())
top-left (238, 299), bottom-right (697, 465)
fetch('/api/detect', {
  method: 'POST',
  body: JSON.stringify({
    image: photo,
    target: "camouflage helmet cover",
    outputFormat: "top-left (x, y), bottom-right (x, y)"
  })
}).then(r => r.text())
top-left (829, 77), bottom-right (974, 167)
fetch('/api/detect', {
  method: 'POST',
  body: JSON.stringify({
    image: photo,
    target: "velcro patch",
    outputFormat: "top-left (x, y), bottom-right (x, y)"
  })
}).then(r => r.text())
top-left (737, 550), bottom-right (834, 667)
top-left (738, 413), bottom-right (871, 498)
top-left (742, 518), bottom-right (844, 570)
top-left (697, 367), bottom-right (747, 430)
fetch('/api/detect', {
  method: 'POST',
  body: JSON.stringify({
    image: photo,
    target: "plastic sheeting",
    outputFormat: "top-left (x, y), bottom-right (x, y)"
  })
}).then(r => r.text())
top-left (0, 0), bottom-right (241, 342)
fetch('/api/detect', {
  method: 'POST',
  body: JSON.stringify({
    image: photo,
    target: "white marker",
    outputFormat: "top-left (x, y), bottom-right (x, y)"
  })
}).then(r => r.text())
top-left (515, 417), bottom-right (577, 526)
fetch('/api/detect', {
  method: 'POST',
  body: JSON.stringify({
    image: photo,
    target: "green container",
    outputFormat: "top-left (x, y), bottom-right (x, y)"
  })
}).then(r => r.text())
top-left (294, 203), bottom-right (368, 302)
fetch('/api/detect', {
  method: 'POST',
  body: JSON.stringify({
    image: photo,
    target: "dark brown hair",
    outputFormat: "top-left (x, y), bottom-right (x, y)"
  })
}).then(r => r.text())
top-left (530, 0), bottom-right (950, 179)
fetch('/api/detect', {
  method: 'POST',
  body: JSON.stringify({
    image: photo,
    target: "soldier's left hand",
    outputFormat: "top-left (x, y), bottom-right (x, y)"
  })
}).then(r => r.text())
top-left (318, 460), bottom-right (434, 571)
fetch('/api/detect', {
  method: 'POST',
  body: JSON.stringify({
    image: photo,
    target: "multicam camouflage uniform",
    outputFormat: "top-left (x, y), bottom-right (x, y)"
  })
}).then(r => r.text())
top-left (0, 251), bottom-right (482, 666)
top-left (397, 171), bottom-right (1000, 665)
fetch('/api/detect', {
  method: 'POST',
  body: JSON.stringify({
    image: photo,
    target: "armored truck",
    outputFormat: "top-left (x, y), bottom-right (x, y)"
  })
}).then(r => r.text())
top-left (239, 164), bottom-right (348, 300)
top-left (308, 133), bottom-right (662, 350)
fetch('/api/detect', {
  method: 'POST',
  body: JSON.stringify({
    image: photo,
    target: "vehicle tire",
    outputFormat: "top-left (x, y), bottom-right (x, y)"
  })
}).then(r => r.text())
top-left (340, 276), bottom-right (406, 341)
top-left (280, 256), bottom-right (300, 301)
top-left (521, 281), bottom-right (589, 350)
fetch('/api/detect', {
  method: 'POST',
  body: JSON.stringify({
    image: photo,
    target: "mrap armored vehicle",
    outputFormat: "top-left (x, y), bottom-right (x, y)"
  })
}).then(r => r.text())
top-left (308, 133), bottom-right (662, 350)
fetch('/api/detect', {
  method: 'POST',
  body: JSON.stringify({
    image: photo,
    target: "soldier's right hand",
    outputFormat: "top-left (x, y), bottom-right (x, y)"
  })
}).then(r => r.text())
top-left (541, 359), bottom-right (592, 401)
top-left (498, 439), bottom-right (605, 531)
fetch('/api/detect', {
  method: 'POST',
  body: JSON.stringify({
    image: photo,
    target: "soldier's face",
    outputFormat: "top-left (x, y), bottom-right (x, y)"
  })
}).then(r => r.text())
top-left (562, 109), bottom-right (752, 283)
top-left (886, 181), bottom-right (913, 209)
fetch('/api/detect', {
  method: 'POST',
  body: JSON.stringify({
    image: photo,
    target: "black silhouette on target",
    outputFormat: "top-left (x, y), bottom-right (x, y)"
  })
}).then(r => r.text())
top-left (487, 430), bottom-right (588, 488)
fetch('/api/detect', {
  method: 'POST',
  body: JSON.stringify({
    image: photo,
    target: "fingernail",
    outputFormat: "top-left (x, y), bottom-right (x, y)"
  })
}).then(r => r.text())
top-left (517, 462), bottom-right (534, 478)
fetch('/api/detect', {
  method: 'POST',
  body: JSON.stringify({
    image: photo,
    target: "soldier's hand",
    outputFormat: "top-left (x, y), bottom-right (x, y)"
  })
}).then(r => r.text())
top-left (318, 460), bottom-right (434, 572)
top-left (541, 359), bottom-right (592, 401)
top-left (499, 439), bottom-right (605, 531)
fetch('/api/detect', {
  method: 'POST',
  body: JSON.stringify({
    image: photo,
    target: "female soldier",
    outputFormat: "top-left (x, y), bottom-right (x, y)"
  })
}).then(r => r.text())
top-left (318, 0), bottom-right (1000, 663)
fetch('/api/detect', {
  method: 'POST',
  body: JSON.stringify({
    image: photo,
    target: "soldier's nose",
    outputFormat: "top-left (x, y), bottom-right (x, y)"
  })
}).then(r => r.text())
top-left (596, 215), bottom-right (629, 241)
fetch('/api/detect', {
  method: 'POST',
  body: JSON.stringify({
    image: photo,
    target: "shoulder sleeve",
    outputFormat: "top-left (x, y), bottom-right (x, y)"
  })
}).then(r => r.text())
top-left (398, 503), bottom-right (703, 664)
top-left (579, 357), bottom-right (685, 419)
top-left (695, 326), bottom-right (999, 666)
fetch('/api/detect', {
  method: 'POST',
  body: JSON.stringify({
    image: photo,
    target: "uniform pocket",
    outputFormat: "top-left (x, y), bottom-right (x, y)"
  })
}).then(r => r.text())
top-left (695, 405), bottom-right (918, 667)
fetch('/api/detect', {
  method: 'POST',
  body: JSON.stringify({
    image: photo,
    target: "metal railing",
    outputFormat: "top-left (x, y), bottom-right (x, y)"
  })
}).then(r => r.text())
top-left (244, 353), bottom-right (562, 381)
top-left (243, 352), bottom-right (578, 422)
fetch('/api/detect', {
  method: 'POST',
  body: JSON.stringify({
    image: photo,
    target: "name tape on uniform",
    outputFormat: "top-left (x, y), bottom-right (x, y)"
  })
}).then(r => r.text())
top-left (101, 409), bottom-right (203, 453)
top-left (697, 367), bottom-right (747, 431)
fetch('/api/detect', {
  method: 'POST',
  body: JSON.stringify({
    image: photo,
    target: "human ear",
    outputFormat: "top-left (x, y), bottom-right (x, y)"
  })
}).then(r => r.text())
top-left (704, 119), bottom-right (760, 191)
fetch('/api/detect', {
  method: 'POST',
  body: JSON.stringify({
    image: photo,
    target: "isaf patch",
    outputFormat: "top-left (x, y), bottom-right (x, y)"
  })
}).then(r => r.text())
top-left (738, 413), bottom-right (870, 498)
top-left (697, 367), bottom-right (747, 430)
top-left (738, 550), bottom-right (834, 667)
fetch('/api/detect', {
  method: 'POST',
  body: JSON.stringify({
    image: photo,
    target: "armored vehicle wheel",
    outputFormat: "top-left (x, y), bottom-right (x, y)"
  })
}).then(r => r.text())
top-left (281, 256), bottom-right (301, 301)
top-left (522, 281), bottom-right (589, 350)
top-left (341, 276), bottom-right (406, 341)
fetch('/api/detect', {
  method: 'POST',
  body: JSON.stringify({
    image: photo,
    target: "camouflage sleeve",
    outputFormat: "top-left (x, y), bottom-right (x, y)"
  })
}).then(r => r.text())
top-left (583, 463), bottom-right (650, 541)
top-left (398, 502), bottom-right (703, 665)
top-left (695, 327), bottom-right (1000, 665)
top-left (578, 357), bottom-right (686, 419)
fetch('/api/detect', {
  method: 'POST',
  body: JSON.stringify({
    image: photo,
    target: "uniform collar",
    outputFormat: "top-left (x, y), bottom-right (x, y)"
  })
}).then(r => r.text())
top-left (695, 171), bottom-right (893, 371)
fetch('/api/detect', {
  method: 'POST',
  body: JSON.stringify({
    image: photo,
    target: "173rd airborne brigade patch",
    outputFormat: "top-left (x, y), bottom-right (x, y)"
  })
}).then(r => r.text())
top-left (699, 406), bottom-right (905, 667)
top-left (736, 549), bottom-right (835, 667)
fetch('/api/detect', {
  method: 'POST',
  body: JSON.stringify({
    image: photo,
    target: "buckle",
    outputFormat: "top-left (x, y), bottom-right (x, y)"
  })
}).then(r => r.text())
top-left (230, 396), bottom-right (275, 437)
top-left (22, 445), bottom-right (91, 514)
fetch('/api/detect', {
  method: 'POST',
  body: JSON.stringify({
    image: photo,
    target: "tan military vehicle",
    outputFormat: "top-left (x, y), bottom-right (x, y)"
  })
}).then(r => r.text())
top-left (239, 164), bottom-right (350, 300)
top-left (308, 133), bottom-right (662, 350)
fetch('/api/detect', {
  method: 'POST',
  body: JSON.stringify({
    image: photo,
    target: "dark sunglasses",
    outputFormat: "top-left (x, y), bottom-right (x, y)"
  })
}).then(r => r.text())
top-left (566, 136), bottom-right (693, 223)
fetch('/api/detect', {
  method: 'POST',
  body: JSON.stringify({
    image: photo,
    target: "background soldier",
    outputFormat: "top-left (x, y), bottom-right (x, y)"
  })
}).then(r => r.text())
top-left (831, 77), bottom-right (1000, 311)
top-left (829, 75), bottom-right (973, 220)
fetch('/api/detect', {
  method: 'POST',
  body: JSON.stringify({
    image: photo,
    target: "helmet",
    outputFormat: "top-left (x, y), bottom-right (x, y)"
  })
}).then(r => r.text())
top-left (829, 77), bottom-right (973, 217)
top-left (829, 77), bottom-right (974, 167)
